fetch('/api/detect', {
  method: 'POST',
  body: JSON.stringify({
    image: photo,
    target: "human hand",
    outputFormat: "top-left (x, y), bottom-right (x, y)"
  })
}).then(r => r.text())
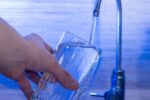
top-left (0, 18), bottom-right (79, 99)
top-left (24, 34), bottom-right (79, 98)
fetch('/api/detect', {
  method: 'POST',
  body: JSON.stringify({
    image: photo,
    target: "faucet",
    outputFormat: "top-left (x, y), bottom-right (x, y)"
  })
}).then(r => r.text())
top-left (89, 0), bottom-right (102, 45)
top-left (104, 0), bottom-right (125, 99)
top-left (90, 0), bottom-right (125, 100)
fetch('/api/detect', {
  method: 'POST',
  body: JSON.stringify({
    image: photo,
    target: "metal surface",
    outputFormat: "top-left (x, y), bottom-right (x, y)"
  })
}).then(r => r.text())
top-left (116, 0), bottom-right (122, 71)
top-left (90, 0), bottom-right (125, 99)
top-left (104, 69), bottom-right (125, 100)
top-left (93, 0), bottom-right (102, 17)
top-left (89, 0), bottom-right (102, 45)
top-left (104, 0), bottom-right (125, 100)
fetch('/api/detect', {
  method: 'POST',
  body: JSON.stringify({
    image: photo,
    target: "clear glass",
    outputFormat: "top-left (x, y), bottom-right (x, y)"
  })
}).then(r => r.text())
top-left (31, 31), bottom-right (101, 100)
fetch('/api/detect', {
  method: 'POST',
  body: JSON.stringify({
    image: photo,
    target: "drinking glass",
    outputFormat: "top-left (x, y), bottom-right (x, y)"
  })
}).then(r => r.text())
top-left (31, 31), bottom-right (101, 100)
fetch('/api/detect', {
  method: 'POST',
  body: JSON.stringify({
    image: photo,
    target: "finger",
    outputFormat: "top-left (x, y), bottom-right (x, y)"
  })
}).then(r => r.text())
top-left (31, 54), bottom-right (79, 90)
top-left (42, 72), bottom-right (57, 83)
top-left (25, 33), bottom-right (55, 54)
top-left (44, 42), bottom-right (55, 54)
top-left (47, 74), bottom-right (57, 83)
top-left (24, 34), bottom-right (79, 90)
top-left (51, 77), bottom-right (57, 83)
top-left (54, 68), bottom-right (79, 90)
top-left (37, 72), bottom-right (56, 90)
top-left (25, 33), bottom-right (43, 42)
top-left (17, 73), bottom-right (33, 99)
top-left (25, 70), bottom-right (41, 84)
top-left (24, 33), bottom-right (45, 48)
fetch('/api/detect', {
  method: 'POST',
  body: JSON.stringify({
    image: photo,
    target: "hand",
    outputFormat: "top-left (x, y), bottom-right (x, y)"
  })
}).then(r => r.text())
top-left (0, 18), bottom-right (79, 99)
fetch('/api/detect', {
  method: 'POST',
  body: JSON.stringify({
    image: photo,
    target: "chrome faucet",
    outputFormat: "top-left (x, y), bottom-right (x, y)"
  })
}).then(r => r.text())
top-left (89, 0), bottom-right (102, 45)
top-left (90, 0), bottom-right (125, 100)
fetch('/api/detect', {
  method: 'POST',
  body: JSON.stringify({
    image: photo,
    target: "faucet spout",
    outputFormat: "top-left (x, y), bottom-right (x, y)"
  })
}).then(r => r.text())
top-left (89, 0), bottom-right (102, 45)
top-left (93, 0), bottom-right (102, 17)
top-left (116, 0), bottom-right (122, 71)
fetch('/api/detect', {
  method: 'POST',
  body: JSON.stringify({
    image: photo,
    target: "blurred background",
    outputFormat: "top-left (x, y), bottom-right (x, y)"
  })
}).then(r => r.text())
top-left (0, 0), bottom-right (150, 99)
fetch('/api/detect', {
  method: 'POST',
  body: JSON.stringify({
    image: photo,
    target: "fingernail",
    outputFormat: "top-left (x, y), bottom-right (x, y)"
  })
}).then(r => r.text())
top-left (69, 80), bottom-right (79, 90)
